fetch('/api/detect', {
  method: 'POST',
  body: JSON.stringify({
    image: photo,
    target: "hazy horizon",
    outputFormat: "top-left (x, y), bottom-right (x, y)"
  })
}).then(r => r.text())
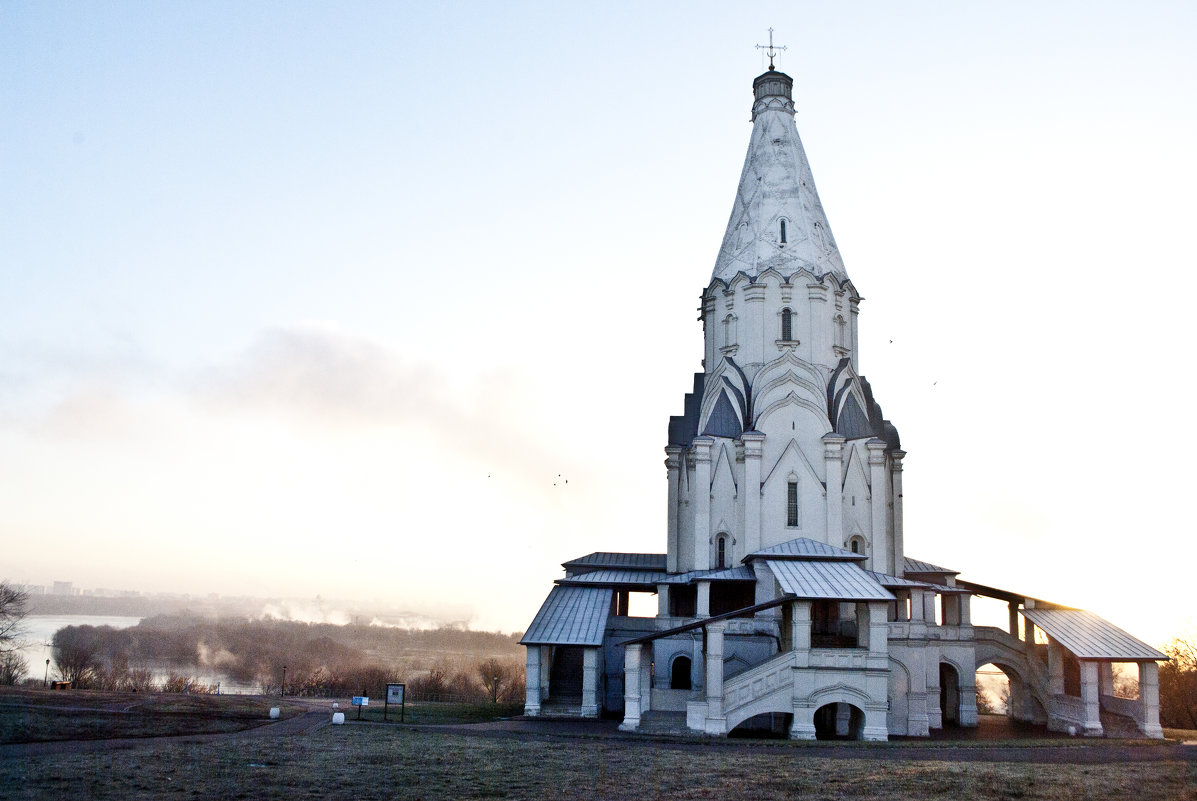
top-left (3, 2), bottom-right (1195, 646)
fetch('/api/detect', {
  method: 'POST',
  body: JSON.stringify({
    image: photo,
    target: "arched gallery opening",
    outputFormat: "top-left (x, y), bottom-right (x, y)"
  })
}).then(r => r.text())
top-left (939, 663), bottom-right (961, 727)
top-left (813, 702), bottom-right (864, 740)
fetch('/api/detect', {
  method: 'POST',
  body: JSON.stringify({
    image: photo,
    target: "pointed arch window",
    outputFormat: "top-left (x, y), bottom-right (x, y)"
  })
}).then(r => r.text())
top-left (781, 307), bottom-right (793, 341)
top-left (716, 535), bottom-right (728, 569)
top-left (723, 314), bottom-right (737, 349)
top-left (786, 480), bottom-right (799, 527)
top-left (834, 314), bottom-right (847, 348)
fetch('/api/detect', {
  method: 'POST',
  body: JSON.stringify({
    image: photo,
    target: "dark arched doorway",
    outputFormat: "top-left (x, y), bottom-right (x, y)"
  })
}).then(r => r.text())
top-left (813, 702), bottom-right (864, 740)
top-left (940, 662), bottom-right (960, 726)
top-left (670, 656), bottom-right (692, 690)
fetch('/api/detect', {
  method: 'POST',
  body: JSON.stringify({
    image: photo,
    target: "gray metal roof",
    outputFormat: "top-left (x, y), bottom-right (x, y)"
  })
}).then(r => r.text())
top-left (1020, 608), bottom-right (1166, 661)
top-left (903, 556), bottom-right (959, 575)
top-left (766, 559), bottom-right (895, 601)
top-left (557, 570), bottom-right (669, 587)
top-left (659, 565), bottom-right (756, 584)
top-left (866, 570), bottom-right (935, 589)
top-left (561, 552), bottom-right (667, 572)
top-left (520, 586), bottom-right (613, 646)
top-left (747, 537), bottom-right (864, 562)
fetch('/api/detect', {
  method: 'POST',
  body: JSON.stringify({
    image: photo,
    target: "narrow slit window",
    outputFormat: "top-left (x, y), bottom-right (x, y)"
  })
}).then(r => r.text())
top-left (781, 307), bottom-right (793, 341)
top-left (780, 219), bottom-right (787, 244)
top-left (717, 536), bottom-right (727, 569)
top-left (787, 481), bottom-right (799, 527)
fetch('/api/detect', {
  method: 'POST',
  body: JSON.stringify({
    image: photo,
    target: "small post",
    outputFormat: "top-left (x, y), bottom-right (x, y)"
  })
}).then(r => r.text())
top-left (493, 675), bottom-right (499, 704)
top-left (281, 665), bottom-right (286, 697)
top-left (44, 659), bottom-right (49, 688)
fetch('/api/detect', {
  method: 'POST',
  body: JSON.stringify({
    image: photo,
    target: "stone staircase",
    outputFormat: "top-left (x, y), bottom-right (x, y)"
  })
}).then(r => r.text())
top-left (635, 710), bottom-right (689, 735)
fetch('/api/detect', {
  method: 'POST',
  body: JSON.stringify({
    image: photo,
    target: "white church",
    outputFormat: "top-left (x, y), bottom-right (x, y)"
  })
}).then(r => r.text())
top-left (521, 57), bottom-right (1166, 740)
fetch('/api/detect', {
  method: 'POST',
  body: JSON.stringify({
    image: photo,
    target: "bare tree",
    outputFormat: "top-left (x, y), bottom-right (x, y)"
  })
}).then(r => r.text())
top-left (0, 651), bottom-right (27, 685)
top-left (0, 581), bottom-right (29, 655)
top-left (52, 627), bottom-right (101, 687)
top-left (1160, 633), bottom-right (1197, 729)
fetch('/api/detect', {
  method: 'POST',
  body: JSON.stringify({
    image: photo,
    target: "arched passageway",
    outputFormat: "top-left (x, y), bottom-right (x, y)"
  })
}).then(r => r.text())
top-left (813, 702), bottom-right (864, 740)
top-left (670, 656), bottom-right (692, 690)
top-left (940, 662), bottom-right (961, 727)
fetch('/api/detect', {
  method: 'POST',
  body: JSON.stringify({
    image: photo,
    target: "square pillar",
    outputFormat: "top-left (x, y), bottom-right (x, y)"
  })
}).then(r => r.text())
top-left (1008, 603), bottom-right (1020, 637)
top-left (1099, 662), bottom-right (1115, 697)
top-left (692, 438), bottom-right (713, 571)
top-left (922, 591), bottom-right (938, 627)
top-left (665, 447), bottom-right (683, 573)
top-left (896, 592), bottom-right (910, 622)
top-left (1079, 660), bottom-right (1102, 736)
top-left (753, 562), bottom-right (779, 621)
top-left (792, 600), bottom-right (812, 655)
top-left (657, 585), bottom-right (671, 618)
top-left (867, 601), bottom-right (888, 656)
top-left (581, 647), bottom-right (600, 717)
top-left (1047, 639), bottom-right (1065, 695)
top-left (890, 450), bottom-right (905, 576)
top-left (524, 646), bottom-right (542, 716)
top-left (618, 644), bottom-right (642, 731)
top-left (866, 439), bottom-right (889, 574)
top-left (696, 581), bottom-right (711, 619)
top-left (742, 432), bottom-right (765, 556)
top-left (704, 622), bottom-right (726, 734)
top-left (1138, 661), bottom-right (1164, 738)
top-left (823, 433), bottom-right (845, 544)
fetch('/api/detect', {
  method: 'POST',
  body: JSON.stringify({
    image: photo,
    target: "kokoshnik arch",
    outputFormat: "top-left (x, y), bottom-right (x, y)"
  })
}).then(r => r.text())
top-left (520, 58), bottom-right (1166, 740)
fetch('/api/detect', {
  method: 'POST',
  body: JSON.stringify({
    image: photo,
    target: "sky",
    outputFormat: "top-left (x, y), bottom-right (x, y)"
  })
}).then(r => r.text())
top-left (1, 1), bottom-right (1195, 643)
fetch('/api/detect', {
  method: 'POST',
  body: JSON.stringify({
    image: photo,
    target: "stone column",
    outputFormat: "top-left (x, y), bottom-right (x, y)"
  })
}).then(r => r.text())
top-left (753, 561), bottom-right (777, 621)
top-left (744, 283), bottom-right (766, 366)
top-left (922, 591), bottom-right (938, 627)
top-left (1079, 660), bottom-right (1103, 736)
top-left (867, 601), bottom-right (888, 657)
top-left (696, 581), bottom-right (711, 619)
top-left (890, 450), bottom-right (905, 575)
top-left (823, 433), bottom-right (845, 545)
top-left (792, 600), bottom-right (812, 659)
top-left (1099, 662), bottom-right (1115, 697)
top-left (1008, 603), bottom-right (1020, 637)
top-left (925, 653), bottom-right (942, 729)
top-left (692, 438), bottom-right (714, 571)
top-left (704, 622), bottom-right (726, 734)
top-left (618, 644), bottom-right (642, 731)
top-left (524, 646), bottom-right (542, 716)
top-left (848, 297), bottom-right (861, 372)
top-left (807, 282), bottom-right (828, 365)
top-left (657, 584), bottom-right (671, 618)
top-left (741, 431), bottom-right (765, 555)
top-left (866, 439), bottom-right (889, 574)
top-left (665, 447), bottom-right (683, 573)
top-left (1138, 661), bottom-right (1164, 738)
top-left (789, 704), bottom-right (816, 740)
top-left (582, 647), bottom-right (600, 717)
top-left (1047, 639), bottom-right (1065, 696)
top-left (908, 588), bottom-right (926, 639)
top-left (907, 648), bottom-right (930, 736)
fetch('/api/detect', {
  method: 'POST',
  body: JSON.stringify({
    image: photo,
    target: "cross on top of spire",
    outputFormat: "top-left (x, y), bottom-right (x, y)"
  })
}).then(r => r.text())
top-left (755, 27), bottom-right (787, 71)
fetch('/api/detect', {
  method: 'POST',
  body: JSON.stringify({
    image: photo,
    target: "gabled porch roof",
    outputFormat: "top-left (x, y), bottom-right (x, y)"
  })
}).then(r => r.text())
top-left (1020, 608), bottom-right (1166, 661)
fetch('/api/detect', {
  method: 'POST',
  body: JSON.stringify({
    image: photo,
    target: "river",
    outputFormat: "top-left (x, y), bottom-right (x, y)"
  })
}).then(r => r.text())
top-left (15, 614), bottom-right (257, 693)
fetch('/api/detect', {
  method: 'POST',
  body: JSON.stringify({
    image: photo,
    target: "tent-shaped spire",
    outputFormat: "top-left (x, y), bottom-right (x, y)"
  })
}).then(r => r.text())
top-left (711, 70), bottom-right (848, 284)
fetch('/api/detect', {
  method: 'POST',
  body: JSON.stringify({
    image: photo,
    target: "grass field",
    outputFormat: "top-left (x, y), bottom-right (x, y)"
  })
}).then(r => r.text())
top-left (1, 689), bottom-right (1193, 800)
top-left (3, 724), bottom-right (1194, 801)
top-left (0, 687), bottom-right (308, 744)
